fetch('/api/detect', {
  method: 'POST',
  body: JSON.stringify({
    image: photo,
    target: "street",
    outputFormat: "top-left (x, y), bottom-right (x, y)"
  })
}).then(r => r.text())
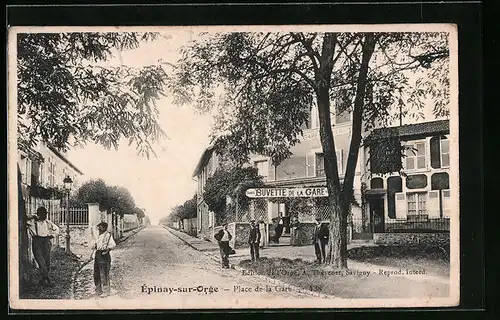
top-left (74, 225), bottom-right (312, 305)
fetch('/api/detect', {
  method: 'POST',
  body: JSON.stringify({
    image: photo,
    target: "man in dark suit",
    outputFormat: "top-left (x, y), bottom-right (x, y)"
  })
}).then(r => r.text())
top-left (312, 217), bottom-right (329, 263)
top-left (248, 220), bottom-right (261, 261)
top-left (274, 212), bottom-right (285, 243)
top-left (214, 223), bottom-right (232, 268)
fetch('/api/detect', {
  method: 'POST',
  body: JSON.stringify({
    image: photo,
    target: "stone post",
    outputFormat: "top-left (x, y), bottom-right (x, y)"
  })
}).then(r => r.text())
top-left (107, 211), bottom-right (113, 234)
top-left (87, 203), bottom-right (100, 246)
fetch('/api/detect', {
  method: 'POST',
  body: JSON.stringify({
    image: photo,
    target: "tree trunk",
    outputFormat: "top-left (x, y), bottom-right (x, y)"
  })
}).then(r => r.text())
top-left (314, 33), bottom-right (348, 268)
top-left (18, 164), bottom-right (30, 295)
top-left (337, 34), bottom-right (378, 263)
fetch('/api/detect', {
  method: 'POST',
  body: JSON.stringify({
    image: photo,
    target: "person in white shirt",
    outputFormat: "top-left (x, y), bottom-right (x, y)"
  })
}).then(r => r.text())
top-left (26, 206), bottom-right (60, 286)
top-left (91, 221), bottom-right (116, 297)
top-left (214, 223), bottom-right (232, 268)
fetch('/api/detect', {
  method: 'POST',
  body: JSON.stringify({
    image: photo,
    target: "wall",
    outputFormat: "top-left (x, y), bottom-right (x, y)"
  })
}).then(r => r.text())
top-left (232, 222), bottom-right (251, 249)
top-left (290, 222), bottom-right (316, 246)
top-left (181, 217), bottom-right (197, 236)
top-left (58, 226), bottom-right (92, 247)
top-left (373, 232), bottom-right (450, 247)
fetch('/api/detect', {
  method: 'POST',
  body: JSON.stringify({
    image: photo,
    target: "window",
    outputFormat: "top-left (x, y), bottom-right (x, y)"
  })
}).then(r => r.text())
top-left (406, 174), bottom-right (428, 189)
top-left (39, 163), bottom-right (44, 185)
top-left (255, 160), bottom-right (269, 179)
top-left (407, 192), bottom-right (427, 217)
top-left (25, 158), bottom-right (32, 185)
top-left (405, 141), bottom-right (426, 170)
top-left (314, 151), bottom-right (343, 177)
top-left (440, 137), bottom-right (450, 167)
top-left (441, 189), bottom-right (450, 217)
top-left (315, 153), bottom-right (325, 177)
top-left (48, 157), bottom-right (56, 187)
top-left (335, 109), bottom-right (351, 124)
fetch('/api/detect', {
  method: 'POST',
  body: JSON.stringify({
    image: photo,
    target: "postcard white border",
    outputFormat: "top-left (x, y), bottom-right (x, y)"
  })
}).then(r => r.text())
top-left (8, 24), bottom-right (460, 310)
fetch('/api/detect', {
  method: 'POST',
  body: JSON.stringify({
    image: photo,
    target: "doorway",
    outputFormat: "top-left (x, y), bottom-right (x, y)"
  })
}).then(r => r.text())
top-left (370, 198), bottom-right (385, 233)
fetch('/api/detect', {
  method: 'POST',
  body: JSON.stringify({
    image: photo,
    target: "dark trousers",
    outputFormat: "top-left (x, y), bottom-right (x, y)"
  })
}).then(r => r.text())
top-left (94, 250), bottom-right (111, 294)
top-left (32, 236), bottom-right (51, 281)
top-left (249, 243), bottom-right (260, 261)
top-left (274, 225), bottom-right (284, 243)
top-left (314, 240), bottom-right (327, 263)
top-left (219, 241), bottom-right (230, 268)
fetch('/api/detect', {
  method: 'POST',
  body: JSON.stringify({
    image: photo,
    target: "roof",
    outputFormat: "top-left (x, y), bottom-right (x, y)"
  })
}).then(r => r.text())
top-left (192, 146), bottom-right (215, 178)
top-left (47, 144), bottom-right (84, 175)
top-left (366, 119), bottom-right (449, 141)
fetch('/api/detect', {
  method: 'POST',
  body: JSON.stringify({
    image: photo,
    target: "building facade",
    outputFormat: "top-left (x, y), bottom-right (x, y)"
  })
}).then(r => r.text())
top-left (192, 146), bottom-right (220, 240)
top-left (18, 141), bottom-right (84, 216)
top-left (360, 120), bottom-right (451, 239)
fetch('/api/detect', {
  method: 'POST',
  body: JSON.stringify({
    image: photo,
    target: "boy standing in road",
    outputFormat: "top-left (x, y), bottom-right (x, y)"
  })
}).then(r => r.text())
top-left (248, 220), bottom-right (261, 261)
top-left (26, 206), bottom-right (60, 286)
top-left (92, 221), bottom-right (116, 297)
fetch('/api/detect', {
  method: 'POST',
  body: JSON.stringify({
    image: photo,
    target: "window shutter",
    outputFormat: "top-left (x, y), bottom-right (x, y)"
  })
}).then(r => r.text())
top-left (306, 152), bottom-right (316, 177)
top-left (427, 190), bottom-right (440, 218)
top-left (395, 192), bottom-right (407, 220)
top-left (430, 136), bottom-right (441, 168)
top-left (267, 159), bottom-right (275, 181)
top-left (441, 189), bottom-right (451, 217)
top-left (336, 150), bottom-right (343, 174)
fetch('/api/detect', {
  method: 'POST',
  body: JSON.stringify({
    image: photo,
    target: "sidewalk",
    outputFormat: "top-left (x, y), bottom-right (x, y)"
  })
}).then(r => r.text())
top-left (164, 226), bottom-right (450, 285)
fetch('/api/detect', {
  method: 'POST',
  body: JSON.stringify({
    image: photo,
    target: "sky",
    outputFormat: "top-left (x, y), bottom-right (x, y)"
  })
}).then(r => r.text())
top-left (67, 31), bottom-right (214, 225)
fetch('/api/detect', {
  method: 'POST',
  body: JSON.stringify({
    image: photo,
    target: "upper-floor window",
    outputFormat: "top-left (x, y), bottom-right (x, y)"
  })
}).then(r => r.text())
top-left (48, 157), bottom-right (56, 187)
top-left (25, 158), bottom-right (32, 185)
top-left (314, 151), bottom-right (343, 177)
top-left (405, 141), bottom-right (426, 170)
top-left (315, 153), bottom-right (325, 177)
top-left (254, 160), bottom-right (269, 179)
top-left (334, 106), bottom-right (351, 125)
top-left (440, 137), bottom-right (450, 167)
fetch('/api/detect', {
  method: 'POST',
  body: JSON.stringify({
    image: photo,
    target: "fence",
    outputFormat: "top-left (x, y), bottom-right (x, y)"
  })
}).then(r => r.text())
top-left (55, 206), bottom-right (89, 226)
top-left (352, 217), bottom-right (450, 234)
top-left (222, 198), bottom-right (333, 225)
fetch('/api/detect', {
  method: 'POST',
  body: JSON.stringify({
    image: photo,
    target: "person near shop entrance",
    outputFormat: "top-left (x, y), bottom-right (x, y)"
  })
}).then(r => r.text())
top-left (273, 212), bottom-right (285, 243)
top-left (312, 217), bottom-right (329, 263)
top-left (26, 206), bottom-right (60, 286)
top-left (214, 223), bottom-right (232, 268)
top-left (248, 219), bottom-right (261, 261)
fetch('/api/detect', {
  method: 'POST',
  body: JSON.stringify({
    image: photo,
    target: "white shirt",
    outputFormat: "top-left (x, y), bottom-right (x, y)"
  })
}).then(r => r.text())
top-left (94, 232), bottom-right (116, 251)
top-left (27, 219), bottom-right (59, 237)
top-left (278, 218), bottom-right (284, 225)
top-left (221, 230), bottom-right (230, 242)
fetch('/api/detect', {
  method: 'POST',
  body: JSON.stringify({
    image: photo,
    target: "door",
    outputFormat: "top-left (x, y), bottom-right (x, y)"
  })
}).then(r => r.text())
top-left (370, 198), bottom-right (385, 233)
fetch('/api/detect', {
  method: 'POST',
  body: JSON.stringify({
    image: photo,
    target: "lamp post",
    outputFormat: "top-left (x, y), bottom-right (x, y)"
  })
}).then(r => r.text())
top-left (63, 175), bottom-right (73, 253)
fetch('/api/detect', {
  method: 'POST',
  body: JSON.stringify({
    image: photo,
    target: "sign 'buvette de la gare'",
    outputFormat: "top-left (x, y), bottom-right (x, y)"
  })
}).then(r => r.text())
top-left (245, 187), bottom-right (329, 198)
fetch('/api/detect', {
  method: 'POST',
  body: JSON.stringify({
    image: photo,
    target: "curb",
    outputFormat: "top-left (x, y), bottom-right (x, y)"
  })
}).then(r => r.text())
top-left (163, 226), bottom-right (334, 299)
top-left (70, 226), bottom-right (146, 299)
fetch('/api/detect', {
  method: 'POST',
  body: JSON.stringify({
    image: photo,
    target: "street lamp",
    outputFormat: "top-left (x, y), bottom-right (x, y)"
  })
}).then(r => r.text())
top-left (63, 175), bottom-right (73, 253)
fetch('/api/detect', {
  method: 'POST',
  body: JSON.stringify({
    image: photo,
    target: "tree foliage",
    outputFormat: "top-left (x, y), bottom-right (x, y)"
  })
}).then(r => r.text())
top-left (17, 32), bottom-right (168, 158)
top-left (203, 166), bottom-right (265, 216)
top-left (175, 31), bottom-right (450, 267)
top-left (74, 178), bottom-right (136, 215)
top-left (165, 194), bottom-right (198, 223)
top-left (134, 207), bottom-right (145, 219)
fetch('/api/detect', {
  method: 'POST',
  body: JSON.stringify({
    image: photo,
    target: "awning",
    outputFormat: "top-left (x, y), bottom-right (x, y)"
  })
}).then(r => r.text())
top-left (365, 188), bottom-right (387, 196)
